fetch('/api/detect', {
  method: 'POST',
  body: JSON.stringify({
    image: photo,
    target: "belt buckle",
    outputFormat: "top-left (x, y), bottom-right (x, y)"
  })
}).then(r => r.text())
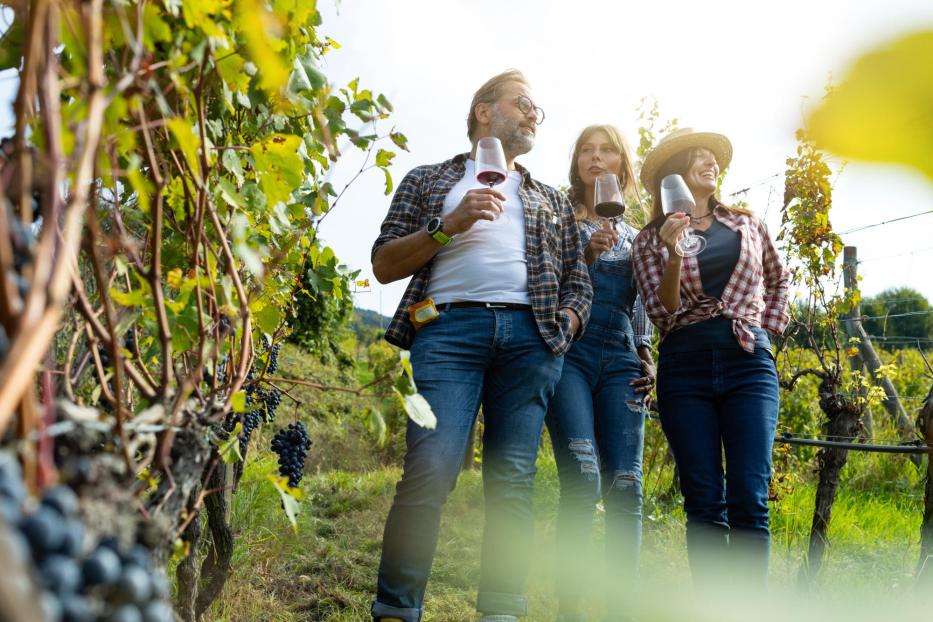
top-left (484, 303), bottom-right (508, 309)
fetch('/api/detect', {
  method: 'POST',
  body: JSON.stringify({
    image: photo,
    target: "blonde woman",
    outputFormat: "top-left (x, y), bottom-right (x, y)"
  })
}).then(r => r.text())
top-left (546, 125), bottom-right (654, 621)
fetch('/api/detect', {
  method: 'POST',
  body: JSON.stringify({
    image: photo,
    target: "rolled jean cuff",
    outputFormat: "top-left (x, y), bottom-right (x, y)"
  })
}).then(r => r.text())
top-left (371, 600), bottom-right (422, 622)
top-left (476, 591), bottom-right (528, 617)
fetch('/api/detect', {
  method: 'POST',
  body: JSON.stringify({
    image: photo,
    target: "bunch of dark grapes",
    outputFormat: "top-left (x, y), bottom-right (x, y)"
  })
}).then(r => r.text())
top-left (267, 343), bottom-right (280, 374)
top-left (223, 404), bottom-right (262, 458)
top-left (7, 204), bottom-right (36, 302)
top-left (0, 452), bottom-right (174, 621)
top-left (253, 387), bottom-right (282, 423)
top-left (270, 423), bottom-right (312, 488)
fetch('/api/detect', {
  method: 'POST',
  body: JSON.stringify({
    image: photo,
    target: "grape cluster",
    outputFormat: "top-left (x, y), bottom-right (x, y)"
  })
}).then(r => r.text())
top-left (7, 203), bottom-right (36, 300)
top-left (0, 453), bottom-right (174, 622)
top-left (270, 423), bottom-right (312, 488)
top-left (253, 387), bottom-right (282, 423)
top-left (265, 341), bottom-right (280, 375)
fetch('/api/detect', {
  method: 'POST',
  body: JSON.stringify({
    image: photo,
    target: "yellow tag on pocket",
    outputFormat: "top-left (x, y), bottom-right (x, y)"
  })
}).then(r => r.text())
top-left (408, 297), bottom-right (439, 329)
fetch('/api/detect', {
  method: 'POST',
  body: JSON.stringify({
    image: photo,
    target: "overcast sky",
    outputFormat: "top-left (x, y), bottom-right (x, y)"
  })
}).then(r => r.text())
top-left (2, 1), bottom-right (933, 320)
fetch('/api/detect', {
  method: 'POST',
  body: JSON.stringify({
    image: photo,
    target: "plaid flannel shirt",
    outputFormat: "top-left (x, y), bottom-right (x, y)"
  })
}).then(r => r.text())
top-left (631, 207), bottom-right (789, 352)
top-left (372, 153), bottom-right (592, 355)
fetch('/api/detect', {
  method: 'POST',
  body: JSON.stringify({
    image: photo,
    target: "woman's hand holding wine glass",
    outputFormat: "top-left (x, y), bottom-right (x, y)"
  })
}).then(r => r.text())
top-left (660, 174), bottom-right (707, 257)
top-left (658, 212), bottom-right (690, 256)
top-left (584, 219), bottom-right (619, 264)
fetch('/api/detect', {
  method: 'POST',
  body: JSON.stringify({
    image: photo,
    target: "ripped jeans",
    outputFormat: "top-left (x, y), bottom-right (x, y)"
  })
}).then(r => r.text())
top-left (546, 320), bottom-right (646, 618)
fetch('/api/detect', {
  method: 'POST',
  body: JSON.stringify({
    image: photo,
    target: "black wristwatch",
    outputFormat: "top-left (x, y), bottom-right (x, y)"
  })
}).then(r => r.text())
top-left (426, 217), bottom-right (453, 246)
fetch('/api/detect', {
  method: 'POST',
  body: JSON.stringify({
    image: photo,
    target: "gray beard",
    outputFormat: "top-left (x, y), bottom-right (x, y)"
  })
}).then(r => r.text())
top-left (490, 106), bottom-right (534, 157)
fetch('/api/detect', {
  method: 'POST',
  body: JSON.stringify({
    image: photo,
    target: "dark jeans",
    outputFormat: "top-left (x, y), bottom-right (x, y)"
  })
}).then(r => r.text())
top-left (372, 307), bottom-right (565, 622)
top-left (656, 346), bottom-right (779, 588)
top-left (546, 322), bottom-right (646, 618)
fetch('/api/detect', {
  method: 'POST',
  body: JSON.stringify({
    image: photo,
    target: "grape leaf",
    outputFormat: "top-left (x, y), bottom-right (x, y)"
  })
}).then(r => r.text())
top-left (808, 31), bottom-right (933, 181)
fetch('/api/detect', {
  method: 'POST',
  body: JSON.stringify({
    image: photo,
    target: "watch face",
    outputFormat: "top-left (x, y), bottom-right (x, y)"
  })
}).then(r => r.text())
top-left (427, 217), bottom-right (441, 234)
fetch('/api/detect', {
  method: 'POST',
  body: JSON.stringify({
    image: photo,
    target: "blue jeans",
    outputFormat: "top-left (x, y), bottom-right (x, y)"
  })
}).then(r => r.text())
top-left (656, 346), bottom-right (779, 587)
top-left (372, 307), bottom-right (564, 622)
top-left (546, 320), bottom-right (646, 618)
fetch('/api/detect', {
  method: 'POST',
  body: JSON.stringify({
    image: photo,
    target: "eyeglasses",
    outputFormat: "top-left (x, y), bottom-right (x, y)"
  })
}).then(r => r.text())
top-left (514, 95), bottom-right (545, 125)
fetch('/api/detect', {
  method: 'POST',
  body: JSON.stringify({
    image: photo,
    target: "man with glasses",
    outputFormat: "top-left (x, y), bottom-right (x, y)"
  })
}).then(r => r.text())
top-left (369, 70), bottom-right (592, 622)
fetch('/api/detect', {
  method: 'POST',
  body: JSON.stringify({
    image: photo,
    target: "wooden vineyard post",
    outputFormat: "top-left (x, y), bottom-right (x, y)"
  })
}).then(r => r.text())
top-left (841, 247), bottom-right (873, 438)
top-left (842, 247), bottom-right (913, 439)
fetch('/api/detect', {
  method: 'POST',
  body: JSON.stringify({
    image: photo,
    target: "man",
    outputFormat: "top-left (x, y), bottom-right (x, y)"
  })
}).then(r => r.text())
top-left (370, 69), bottom-right (592, 622)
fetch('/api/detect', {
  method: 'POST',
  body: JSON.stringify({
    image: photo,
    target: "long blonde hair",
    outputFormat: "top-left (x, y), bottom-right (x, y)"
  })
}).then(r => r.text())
top-left (647, 147), bottom-right (751, 226)
top-left (568, 125), bottom-right (639, 221)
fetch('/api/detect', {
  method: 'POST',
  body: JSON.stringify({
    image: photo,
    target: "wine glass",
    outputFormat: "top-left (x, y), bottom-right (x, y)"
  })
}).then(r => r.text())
top-left (660, 174), bottom-right (706, 257)
top-left (475, 137), bottom-right (509, 222)
top-left (594, 173), bottom-right (626, 260)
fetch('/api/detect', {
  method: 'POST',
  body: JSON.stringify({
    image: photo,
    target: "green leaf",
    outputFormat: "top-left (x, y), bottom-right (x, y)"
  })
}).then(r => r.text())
top-left (375, 149), bottom-right (395, 168)
top-left (236, 0), bottom-right (290, 98)
top-left (255, 303), bottom-right (283, 335)
top-left (219, 423), bottom-right (244, 463)
top-left (390, 131), bottom-right (409, 152)
top-left (141, 4), bottom-right (173, 48)
top-left (395, 389), bottom-right (437, 430)
top-left (293, 46), bottom-right (327, 92)
top-left (0, 15), bottom-right (24, 71)
top-left (398, 349), bottom-right (414, 378)
top-left (364, 406), bottom-right (387, 446)
top-left (125, 154), bottom-right (153, 214)
top-left (382, 168), bottom-right (393, 195)
top-left (231, 391), bottom-right (247, 413)
top-left (216, 178), bottom-right (246, 208)
top-left (394, 373), bottom-right (414, 397)
top-left (268, 474), bottom-right (302, 531)
top-left (807, 31), bottom-right (933, 181)
top-left (216, 52), bottom-right (251, 96)
top-left (182, 0), bottom-right (228, 40)
top-left (168, 118), bottom-right (202, 181)
top-left (110, 287), bottom-right (149, 308)
top-left (376, 93), bottom-right (394, 113)
top-left (250, 134), bottom-right (304, 208)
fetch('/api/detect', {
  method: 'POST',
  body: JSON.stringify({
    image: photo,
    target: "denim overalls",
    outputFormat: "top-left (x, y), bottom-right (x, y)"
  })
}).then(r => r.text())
top-left (546, 230), bottom-right (647, 618)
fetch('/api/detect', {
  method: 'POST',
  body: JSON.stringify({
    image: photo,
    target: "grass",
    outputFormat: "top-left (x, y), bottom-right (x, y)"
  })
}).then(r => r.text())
top-left (194, 345), bottom-right (932, 620)
top-left (203, 444), bottom-right (929, 621)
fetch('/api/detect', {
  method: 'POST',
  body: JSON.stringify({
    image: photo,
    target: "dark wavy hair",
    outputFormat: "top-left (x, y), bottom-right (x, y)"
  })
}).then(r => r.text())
top-left (647, 147), bottom-right (751, 227)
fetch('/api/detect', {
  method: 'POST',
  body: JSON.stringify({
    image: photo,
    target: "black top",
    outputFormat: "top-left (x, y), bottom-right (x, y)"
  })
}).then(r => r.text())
top-left (694, 219), bottom-right (740, 299)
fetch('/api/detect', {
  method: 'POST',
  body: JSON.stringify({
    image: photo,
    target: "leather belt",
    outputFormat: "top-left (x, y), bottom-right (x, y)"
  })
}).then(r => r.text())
top-left (439, 302), bottom-right (533, 311)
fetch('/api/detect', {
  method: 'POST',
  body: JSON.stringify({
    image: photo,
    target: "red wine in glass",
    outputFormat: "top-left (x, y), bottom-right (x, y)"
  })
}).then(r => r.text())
top-left (477, 169), bottom-right (507, 186)
top-left (594, 174), bottom-right (625, 218)
top-left (475, 136), bottom-right (510, 221)
top-left (594, 201), bottom-right (625, 218)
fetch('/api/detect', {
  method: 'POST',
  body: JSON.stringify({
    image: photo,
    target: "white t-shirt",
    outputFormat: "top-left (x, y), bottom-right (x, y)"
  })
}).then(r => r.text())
top-left (425, 159), bottom-right (530, 305)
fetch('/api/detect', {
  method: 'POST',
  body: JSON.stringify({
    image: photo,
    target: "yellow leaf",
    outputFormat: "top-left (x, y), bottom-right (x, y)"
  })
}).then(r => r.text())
top-left (168, 118), bottom-right (203, 182)
top-left (215, 52), bottom-right (251, 94)
top-left (235, 0), bottom-right (290, 97)
top-left (808, 31), bottom-right (933, 181)
top-left (167, 268), bottom-right (184, 289)
top-left (182, 0), bottom-right (230, 40)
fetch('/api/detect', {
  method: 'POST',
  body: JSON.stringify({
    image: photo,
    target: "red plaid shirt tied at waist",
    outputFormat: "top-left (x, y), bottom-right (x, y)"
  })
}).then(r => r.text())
top-left (372, 153), bottom-right (593, 355)
top-left (631, 207), bottom-right (790, 353)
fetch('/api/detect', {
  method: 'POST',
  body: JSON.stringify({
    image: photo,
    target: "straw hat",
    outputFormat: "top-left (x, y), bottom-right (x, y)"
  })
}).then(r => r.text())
top-left (639, 128), bottom-right (733, 195)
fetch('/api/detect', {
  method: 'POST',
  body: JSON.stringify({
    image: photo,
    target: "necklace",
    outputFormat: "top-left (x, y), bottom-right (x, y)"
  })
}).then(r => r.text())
top-left (690, 212), bottom-right (715, 224)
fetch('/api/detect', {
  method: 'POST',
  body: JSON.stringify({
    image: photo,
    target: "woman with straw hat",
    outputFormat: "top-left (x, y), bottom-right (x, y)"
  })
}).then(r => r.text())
top-left (631, 128), bottom-right (789, 587)
top-left (546, 125), bottom-right (654, 621)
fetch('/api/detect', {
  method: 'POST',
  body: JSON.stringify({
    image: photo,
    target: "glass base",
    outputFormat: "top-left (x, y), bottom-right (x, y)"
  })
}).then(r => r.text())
top-left (675, 234), bottom-right (707, 258)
